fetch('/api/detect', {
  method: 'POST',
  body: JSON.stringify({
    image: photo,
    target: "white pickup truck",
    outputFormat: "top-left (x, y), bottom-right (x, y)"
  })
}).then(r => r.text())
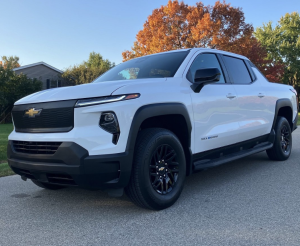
top-left (7, 48), bottom-right (298, 210)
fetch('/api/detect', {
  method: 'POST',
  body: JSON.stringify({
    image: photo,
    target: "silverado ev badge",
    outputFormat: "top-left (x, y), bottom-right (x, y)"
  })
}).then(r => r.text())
top-left (24, 108), bottom-right (42, 118)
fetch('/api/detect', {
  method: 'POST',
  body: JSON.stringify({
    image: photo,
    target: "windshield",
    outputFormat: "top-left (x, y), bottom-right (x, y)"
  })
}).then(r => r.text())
top-left (93, 50), bottom-right (190, 83)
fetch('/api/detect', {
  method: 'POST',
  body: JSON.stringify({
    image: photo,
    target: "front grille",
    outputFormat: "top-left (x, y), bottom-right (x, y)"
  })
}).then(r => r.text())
top-left (12, 100), bottom-right (76, 133)
top-left (13, 141), bottom-right (62, 155)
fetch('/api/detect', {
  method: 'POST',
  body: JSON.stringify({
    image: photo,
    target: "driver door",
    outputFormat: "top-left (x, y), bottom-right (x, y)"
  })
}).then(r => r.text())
top-left (187, 52), bottom-right (242, 153)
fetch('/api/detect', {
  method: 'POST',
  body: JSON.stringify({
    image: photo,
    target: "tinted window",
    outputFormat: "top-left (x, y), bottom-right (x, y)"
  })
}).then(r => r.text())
top-left (223, 56), bottom-right (252, 84)
top-left (94, 51), bottom-right (189, 83)
top-left (188, 53), bottom-right (225, 83)
top-left (248, 60), bottom-right (268, 82)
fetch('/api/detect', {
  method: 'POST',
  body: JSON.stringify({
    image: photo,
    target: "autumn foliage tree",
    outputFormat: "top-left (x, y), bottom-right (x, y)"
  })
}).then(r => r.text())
top-left (0, 56), bottom-right (20, 70)
top-left (122, 0), bottom-right (284, 82)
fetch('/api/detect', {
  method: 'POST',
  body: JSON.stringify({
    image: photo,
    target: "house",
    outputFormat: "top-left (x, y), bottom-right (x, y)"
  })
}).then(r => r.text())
top-left (13, 62), bottom-right (66, 90)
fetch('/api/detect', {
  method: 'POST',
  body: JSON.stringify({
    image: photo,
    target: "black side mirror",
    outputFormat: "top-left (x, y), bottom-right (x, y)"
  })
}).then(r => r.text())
top-left (191, 68), bottom-right (221, 93)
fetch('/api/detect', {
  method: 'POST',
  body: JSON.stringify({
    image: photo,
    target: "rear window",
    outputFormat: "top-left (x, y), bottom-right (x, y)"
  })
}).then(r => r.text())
top-left (223, 56), bottom-right (252, 84)
top-left (93, 50), bottom-right (190, 83)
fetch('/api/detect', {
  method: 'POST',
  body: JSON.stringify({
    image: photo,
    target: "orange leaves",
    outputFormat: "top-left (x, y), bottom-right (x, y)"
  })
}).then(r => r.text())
top-left (122, 0), bottom-right (256, 62)
top-left (121, 0), bottom-right (284, 83)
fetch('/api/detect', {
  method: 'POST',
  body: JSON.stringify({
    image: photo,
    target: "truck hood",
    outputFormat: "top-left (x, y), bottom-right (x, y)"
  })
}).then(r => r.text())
top-left (15, 80), bottom-right (133, 105)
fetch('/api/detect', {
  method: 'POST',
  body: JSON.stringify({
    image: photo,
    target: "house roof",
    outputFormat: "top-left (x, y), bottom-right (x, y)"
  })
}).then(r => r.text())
top-left (13, 62), bottom-right (63, 73)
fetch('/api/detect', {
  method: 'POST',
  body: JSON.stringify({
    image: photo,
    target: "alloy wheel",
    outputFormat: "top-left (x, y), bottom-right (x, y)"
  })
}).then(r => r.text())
top-left (149, 144), bottom-right (179, 195)
top-left (281, 125), bottom-right (290, 153)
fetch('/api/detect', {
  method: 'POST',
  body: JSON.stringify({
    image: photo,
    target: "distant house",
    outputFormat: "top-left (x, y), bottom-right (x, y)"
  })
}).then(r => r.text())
top-left (13, 62), bottom-right (66, 90)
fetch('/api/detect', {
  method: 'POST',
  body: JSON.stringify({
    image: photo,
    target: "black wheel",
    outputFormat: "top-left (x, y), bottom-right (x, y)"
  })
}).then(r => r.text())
top-left (267, 116), bottom-right (292, 161)
top-left (125, 128), bottom-right (186, 210)
top-left (31, 180), bottom-right (65, 190)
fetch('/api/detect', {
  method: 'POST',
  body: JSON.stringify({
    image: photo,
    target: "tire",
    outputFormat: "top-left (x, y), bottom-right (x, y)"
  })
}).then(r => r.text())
top-left (266, 116), bottom-right (292, 161)
top-left (125, 128), bottom-right (186, 210)
top-left (31, 180), bottom-right (65, 190)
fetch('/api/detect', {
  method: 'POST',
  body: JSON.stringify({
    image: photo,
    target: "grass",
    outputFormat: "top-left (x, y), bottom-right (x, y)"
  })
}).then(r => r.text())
top-left (0, 162), bottom-right (14, 177)
top-left (298, 113), bottom-right (300, 126)
top-left (0, 124), bottom-right (14, 177)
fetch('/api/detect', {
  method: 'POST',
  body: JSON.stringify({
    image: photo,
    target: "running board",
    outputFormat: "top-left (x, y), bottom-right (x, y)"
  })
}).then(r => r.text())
top-left (193, 142), bottom-right (273, 171)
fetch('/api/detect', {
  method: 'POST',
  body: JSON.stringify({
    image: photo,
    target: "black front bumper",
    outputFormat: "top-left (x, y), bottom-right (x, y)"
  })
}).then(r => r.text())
top-left (7, 141), bottom-right (132, 190)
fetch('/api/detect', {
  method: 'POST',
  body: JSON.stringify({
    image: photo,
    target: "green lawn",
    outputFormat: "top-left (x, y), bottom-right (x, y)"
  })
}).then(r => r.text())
top-left (0, 124), bottom-right (14, 177)
top-left (298, 113), bottom-right (300, 126)
top-left (0, 162), bottom-right (14, 177)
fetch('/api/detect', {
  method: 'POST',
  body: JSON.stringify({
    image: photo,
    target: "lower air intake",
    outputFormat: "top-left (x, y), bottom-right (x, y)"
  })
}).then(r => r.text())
top-left (12, 141), bottom-right (62, 155)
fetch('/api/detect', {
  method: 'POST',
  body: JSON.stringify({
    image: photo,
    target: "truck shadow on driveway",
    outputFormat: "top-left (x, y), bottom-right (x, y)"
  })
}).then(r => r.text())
top-left (11, 150), bottom-right (296, 214)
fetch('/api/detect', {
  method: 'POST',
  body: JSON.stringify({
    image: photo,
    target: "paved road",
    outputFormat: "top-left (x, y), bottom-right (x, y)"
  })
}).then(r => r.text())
top-left (1, 129), bottom-right (300, 246)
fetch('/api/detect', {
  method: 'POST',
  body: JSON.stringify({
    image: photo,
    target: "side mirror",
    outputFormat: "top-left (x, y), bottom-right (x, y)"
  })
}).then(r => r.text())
top-left (191, 68), bottom-right (221, 93)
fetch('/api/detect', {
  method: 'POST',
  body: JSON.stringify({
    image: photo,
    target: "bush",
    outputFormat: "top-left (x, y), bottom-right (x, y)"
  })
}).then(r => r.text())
top-left (62, 52), bottom-right (115, 85)
top-left (0, 66), bottom-right (42, 123)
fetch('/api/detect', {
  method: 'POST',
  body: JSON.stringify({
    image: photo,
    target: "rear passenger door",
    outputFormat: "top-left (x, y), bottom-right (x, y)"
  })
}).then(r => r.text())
top-left (221, 55), bottom-right (270, 141)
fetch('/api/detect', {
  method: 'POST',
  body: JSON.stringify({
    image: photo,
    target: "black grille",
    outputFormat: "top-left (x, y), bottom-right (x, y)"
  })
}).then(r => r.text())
top-left (13, 141), bottom-right (62, 155)
top-left (12, 100), bottom-right (76, 133)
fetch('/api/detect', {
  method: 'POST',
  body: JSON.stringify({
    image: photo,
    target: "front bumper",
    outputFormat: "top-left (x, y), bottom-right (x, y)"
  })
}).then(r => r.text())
top-left (7, 141), bottom-right (132, 190)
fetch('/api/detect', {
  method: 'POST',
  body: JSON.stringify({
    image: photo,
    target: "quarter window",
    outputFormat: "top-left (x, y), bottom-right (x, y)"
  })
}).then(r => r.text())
top-left (223, 56), bottom-right (252, 84)
top-left (188, 53), bottom-right (225, 83)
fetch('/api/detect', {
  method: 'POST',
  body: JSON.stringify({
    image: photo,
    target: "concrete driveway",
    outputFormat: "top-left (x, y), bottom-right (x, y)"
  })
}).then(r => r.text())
top-left (0, 129), bottom-right (300, 246)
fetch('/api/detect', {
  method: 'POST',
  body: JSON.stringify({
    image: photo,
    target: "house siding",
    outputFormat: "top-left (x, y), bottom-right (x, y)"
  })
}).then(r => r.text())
top-left (14, 64), bottom-right (64, 90)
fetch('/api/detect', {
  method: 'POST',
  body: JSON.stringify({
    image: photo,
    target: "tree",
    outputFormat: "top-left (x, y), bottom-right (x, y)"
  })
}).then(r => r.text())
top-left (62, 52), bottom-right (115, 85)
top-left (0, 66), bottom-right (42, 123)
top-left (242, 38), bottom-right (284, 83)
top-left (0, 56), bottom-right (20, 69)
top-left (122, 0), bottom-right (284, 82)
top-left (122, 0), bottom-right (253, 61)
top-left (255, 12), bottom-right (300, 94)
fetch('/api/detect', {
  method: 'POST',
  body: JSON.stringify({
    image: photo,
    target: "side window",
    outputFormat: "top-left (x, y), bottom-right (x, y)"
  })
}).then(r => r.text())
top-left (188, 53), bottom-right (225, 83)
top-left (223, 56), bottom-right (252, 84)
top-left (247, 60), bottom-right (269, 82)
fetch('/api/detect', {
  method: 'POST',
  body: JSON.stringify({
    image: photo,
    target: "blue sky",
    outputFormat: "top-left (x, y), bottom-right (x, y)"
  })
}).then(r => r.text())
top-left (1, 0), bottom-right (299, 70)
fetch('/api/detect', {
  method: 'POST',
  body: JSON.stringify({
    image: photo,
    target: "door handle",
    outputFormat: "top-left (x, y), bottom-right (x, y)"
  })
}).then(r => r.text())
top-left (258, 93), bottom-right (265, 98)
top-left (226, 93), bottom-right (236, 99)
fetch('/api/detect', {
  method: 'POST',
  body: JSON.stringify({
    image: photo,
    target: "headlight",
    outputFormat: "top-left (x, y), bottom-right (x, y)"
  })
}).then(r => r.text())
top-left (100, 112), bottom-right (119, 134)
top-left (100, 112), bottom-right (120, 144)
top-left (75, 94), bottom-right (140, 107)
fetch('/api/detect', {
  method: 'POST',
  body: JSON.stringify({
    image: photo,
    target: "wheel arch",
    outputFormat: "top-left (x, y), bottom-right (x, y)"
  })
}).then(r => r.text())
top-left (126, 103), bottom-right (193, 176)
top-left (273, 99), bottom-right (294, 131)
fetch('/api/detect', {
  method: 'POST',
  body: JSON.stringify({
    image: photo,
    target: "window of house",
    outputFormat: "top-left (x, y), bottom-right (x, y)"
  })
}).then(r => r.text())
top-left (46, 79), bottom-right (50, 89)
top-left (49, 80), bottom-right (62, 88)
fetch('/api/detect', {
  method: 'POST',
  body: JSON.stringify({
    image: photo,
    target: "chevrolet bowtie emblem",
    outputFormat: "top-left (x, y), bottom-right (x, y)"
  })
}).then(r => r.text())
top-left (24, 108), bottom-right (42, 118)
top-left (158, 167), bottom-right (165, 172)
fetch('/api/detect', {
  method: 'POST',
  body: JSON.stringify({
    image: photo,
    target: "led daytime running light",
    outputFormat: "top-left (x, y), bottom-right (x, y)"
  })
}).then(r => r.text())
top-left (75, 94), bottom-right (140, 107)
